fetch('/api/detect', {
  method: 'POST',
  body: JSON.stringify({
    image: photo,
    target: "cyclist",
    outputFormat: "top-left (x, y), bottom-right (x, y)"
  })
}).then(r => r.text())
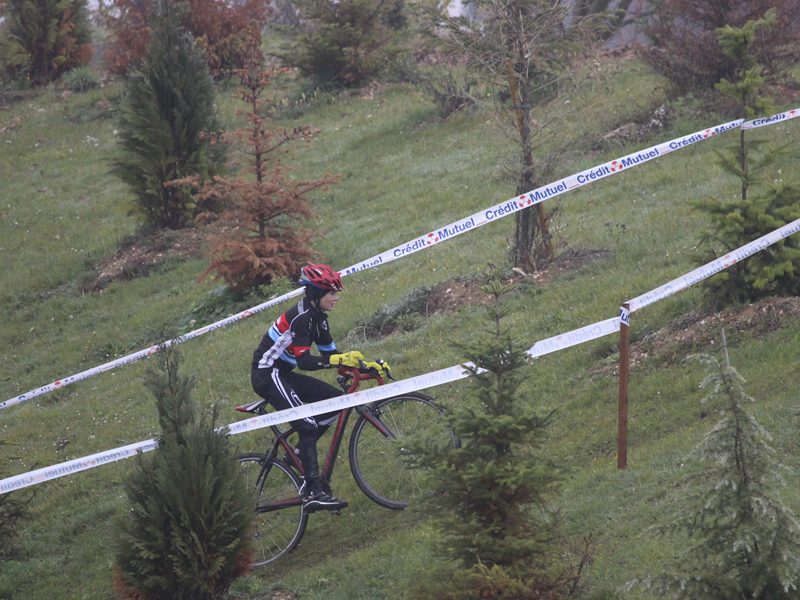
top-left (250, 263), bottom-right (386, 512)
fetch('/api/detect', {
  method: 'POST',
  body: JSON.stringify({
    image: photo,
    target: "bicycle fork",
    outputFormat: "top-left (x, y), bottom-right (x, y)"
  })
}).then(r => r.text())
top-left (355, 404), bottom-right (397, 439)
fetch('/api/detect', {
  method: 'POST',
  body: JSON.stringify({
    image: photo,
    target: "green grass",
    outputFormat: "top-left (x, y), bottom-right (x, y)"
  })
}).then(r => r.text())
top-left (1, 55), bottom-right (799, 599)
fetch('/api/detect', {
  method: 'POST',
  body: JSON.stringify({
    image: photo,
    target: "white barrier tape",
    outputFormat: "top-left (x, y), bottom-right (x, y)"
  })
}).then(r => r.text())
top-left (5, 108), bottom-right (797, 410)
top-left (339, 118), bottom-right (744, 276)
top-left (619, 306), bottom-right (631, 328)
top-left (627, 217), bottom-right (800, 313)
top-left (8, 209), bottom-right (798, 493)
top-left (527, 316), bottom-right (620, 357)
top-left (0, 316), bottom-right (623, 494)
top-left (0, 439), bottom-right (158, 495)
top-left (0, 288), bottom-right (302, 411)
top-left (226, 364), bottom-right (475, 437)
top-left (741, 107), bottom-right (799, 130)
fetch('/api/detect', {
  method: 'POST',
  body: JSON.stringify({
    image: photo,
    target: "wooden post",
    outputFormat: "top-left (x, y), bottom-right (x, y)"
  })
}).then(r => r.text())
top-left (617, 303), bottom-right (631, 470)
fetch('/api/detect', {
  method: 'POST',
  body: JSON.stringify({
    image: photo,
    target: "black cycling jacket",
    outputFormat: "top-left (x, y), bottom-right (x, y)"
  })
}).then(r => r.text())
top-left (251, 299), bottom-right (337, 371)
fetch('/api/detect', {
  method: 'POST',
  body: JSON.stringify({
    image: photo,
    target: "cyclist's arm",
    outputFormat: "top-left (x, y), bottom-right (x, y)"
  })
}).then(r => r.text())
top-left (295, 348), bottom-right (333, 371)
top-left (289, 333), bottom-right (334, 371)
top-left (291, 311), bottom-right (337, 371)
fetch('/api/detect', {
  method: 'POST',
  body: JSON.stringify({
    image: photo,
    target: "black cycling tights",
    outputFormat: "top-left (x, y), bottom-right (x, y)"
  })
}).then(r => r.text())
top-left (251, 368), bottom-right (342, 480)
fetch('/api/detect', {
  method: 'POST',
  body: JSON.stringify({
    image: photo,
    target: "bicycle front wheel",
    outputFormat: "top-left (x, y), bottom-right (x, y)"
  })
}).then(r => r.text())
top-left (349, 392), bottom-right (460, 510)
top-left (237, 454), bottom-right (308, 566)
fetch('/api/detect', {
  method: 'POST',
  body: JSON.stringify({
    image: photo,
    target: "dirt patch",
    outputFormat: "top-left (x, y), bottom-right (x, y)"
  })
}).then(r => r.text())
top-left (355, 248), bottom-right (609, 339)
top-left (425, 248), bottom-right (610, 312)
top-left (593, 296), bottom-right (800, 376)
top-left (424, 277), bottom-right (494, 313)
top-left (266, 590), bottom-right (296, 600)
top-left (642, 296), bottom-right (800, 357)
top-left (86, 228), bottom-right (205, 292)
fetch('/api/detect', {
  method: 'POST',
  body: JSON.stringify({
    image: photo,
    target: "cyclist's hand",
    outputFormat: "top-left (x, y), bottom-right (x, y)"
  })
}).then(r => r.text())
top-left (329, 350), bottom-right (365, 368)
top-left (361, 359), bottom-right (392, 378)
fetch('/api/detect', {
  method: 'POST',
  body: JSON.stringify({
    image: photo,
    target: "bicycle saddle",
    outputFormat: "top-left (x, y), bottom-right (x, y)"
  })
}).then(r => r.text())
top-left (235, 398), bottom-right (269, 414)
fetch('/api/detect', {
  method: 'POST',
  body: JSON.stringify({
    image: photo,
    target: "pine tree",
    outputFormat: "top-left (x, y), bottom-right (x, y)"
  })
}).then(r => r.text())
top-left (0, 0), bottom-right (92, 84)
top-left (187, 46), bottom-right (335, 293)
top-left (113, 0), bottom-right (225, 230)
top-left (629, 351), bottom-right (800, 599)
top-left (422, 1), bottom-right (606, 271)
top-left (694, 8), bottom-right (800, 308)
top-left (714, 8), bottom-right (777, 203)
top-left (113, 345), bottom-right (253, 600)
top-left (408, 274), bottom-right (590, 599)
top-left (288, 0), bottom-right (405, 88)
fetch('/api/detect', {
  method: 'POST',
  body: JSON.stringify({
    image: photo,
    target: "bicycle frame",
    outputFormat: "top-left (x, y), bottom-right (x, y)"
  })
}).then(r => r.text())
top-left (251, 367), bottom-right (394, 508)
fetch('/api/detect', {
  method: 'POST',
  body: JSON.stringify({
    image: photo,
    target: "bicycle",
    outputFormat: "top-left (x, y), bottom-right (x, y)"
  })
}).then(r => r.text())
top-left (235, 363), bottom-right (461, 567)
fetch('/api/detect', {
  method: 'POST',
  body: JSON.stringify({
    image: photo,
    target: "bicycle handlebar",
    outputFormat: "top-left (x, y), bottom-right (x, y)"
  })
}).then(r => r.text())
top-left (337, 360), bottom-right (393, 379)
top-left (336, 362), bottom-right (393, 393)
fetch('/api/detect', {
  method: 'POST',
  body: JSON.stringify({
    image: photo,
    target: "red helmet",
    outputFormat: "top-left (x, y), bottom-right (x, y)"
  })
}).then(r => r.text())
top-left (299, 263), bottom-right (342, 292)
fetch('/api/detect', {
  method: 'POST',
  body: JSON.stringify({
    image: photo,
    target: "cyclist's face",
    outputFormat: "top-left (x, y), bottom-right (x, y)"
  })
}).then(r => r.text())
top-left (319, 291), bottom-right (340, 311)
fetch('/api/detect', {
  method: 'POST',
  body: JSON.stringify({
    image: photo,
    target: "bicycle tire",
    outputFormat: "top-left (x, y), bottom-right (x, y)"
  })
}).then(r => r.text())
top-left (237, 454), bottom-right (308, 566)
top-left (348, 392), bottom-right (460, 510)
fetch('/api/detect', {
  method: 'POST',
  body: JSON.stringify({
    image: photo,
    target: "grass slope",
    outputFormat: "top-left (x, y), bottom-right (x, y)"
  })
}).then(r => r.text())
top-left (1, 56), bottom-right (799, 599)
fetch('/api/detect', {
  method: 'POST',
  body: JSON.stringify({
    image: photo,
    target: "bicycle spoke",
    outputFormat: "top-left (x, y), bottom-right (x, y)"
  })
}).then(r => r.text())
top-left (238, 455), bottom-right (308, 566)
top-left (349, 393), bottom-right (459, 510)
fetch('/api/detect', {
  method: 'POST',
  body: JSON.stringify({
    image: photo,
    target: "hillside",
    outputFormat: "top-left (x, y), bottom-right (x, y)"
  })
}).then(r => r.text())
top-left (1, 53), bottom-right (799, 600)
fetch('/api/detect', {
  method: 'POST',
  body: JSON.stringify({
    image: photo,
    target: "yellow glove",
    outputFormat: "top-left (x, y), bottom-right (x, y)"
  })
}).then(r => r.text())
top-left (329, 351), bottom-right (365, 368)
top-left (361, 359), bottom-right (392, 377)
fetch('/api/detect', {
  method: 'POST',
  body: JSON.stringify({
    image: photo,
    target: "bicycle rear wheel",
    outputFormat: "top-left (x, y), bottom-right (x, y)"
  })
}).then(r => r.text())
top-left (348, 392), bottom-right (460, 510)
top-left (237, 454), bottom-right (308, 566)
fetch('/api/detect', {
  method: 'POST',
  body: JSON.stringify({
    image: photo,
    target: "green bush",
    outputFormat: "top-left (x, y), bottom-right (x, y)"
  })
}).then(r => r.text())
top-left (286, 0), bottom-right (406, 88)
top-left (114, 346), bottom-right (253, 600)
top-left (63, 66), bottom-right (98, 92)
top-left (407, 276), bottom-right (590, 599)
top-left (696, 183), bottom-right (800, 308)
top-left (694, 10), bottom-right (800, 308)
top-left (0, 0), bottom-right (92, 85)
top-left (113, 1), bottom-right (225, 230)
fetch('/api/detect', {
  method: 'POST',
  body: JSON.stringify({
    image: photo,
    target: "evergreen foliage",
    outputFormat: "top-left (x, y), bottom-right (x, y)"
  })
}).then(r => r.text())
top-left (63, 64), bottom-right (98, 92)
top-left (286, 0), bottom-right (406, 88)
top-left (716, 9), bottom-right (777, 122)
top-left (408, 274), bottom-right (590, 599)
top-left (112, 1), bottom-right (225, 230)
top-left (628, 352), bottom-right (800, 599)
top-left (113, 345), bottom-right (253, 600)
top-left (695, 183), bottom-right (800, 307)
top-left (0, 0), bottom-right (92, 84)
top-left (694, 10), bottom-right (800, 308)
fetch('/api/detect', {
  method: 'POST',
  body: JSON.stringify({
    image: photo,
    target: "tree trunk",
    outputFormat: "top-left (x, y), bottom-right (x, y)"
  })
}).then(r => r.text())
top-left (506, 57), bottom-right (554, 271)
top-left (739, 127), bottom-right (748, 201)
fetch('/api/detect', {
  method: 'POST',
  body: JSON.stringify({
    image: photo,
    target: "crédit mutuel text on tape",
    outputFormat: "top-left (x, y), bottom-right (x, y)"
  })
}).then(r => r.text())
top-left (12, 109), bottom-right (800, 410)
top-left (4, 214), bottom-right (800, 494)
top-left (1, 314), bottom-right (628, 495)
top-left (2, 108), bottom-right (799, 493)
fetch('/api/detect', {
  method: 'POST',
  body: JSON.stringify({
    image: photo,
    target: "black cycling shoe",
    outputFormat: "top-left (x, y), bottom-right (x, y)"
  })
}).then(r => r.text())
top-left (301, 479), bottom-right (348, 513)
